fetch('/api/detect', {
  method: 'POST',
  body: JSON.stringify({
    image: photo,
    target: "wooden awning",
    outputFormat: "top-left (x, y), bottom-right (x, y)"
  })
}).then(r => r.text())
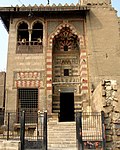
top-left (0, 3), bottom-right (89, 32)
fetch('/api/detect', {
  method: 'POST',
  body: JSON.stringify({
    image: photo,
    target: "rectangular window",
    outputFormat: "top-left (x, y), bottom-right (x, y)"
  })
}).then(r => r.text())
top-left (18, 88), bottom-right (38, 123)
top-left (64, 69), bottom-right (69, 76)
top-left (64, 45), bottom-right (68, 51)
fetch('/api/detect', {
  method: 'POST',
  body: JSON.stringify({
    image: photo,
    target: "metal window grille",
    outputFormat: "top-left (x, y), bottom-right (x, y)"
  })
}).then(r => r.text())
top-left (18, 88), bottom-right (38, 123)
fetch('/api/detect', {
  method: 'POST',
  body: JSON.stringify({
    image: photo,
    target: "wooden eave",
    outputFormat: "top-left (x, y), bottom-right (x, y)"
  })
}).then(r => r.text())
top-left (0, 4), bottom-right (89, 32)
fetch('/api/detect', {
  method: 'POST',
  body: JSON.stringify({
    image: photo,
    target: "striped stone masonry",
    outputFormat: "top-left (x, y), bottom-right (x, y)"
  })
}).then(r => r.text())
top-left (80, 49), bottom-right (88, 94)
top-left (47, 23), bottom-right (88, 114)
top-left (46, 49), bottom-right (52, 114)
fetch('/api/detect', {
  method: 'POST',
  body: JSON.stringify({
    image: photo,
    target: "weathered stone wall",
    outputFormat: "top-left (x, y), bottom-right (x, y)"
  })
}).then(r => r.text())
top-left (102, 80), bottom-right (120, 149)
top-left (87, 6), bottom-right (120, 149)
top-left (86, 5), bottom-right (120, 90)
top-left (92, 80), bottom-right (120, 149)
top-left (0, 140), bottom-right (20, 150)
top-left (91, 81), bottom-right (103, 112)
top-left (81, 0), bottom-right (111, 5)
top-left (0, 72), bottom-right (5, 109)
top-left (118, 17), bottom-right (120, 40)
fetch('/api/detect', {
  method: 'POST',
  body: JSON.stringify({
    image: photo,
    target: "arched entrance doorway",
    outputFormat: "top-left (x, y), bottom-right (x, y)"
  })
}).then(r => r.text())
top-left (52, 25), bottom-right (80, 122)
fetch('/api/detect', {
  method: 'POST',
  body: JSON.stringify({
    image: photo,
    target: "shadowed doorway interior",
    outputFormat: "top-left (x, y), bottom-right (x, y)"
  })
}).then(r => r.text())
top-left (59, 92), bottom-right (74, 122)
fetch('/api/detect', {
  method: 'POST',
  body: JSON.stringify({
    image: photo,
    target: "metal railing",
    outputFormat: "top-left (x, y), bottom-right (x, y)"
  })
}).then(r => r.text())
top-left (0, 111), bottom-right (47, 150)
top-left (17, 40), bottom-right (42, 46)
top-left (17, 41), bottom-right (43, 53)
top-left (76, 111), bottom-right (106, 150)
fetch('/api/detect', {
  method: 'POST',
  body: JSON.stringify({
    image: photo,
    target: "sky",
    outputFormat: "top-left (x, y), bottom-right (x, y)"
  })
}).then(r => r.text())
top-left (0, 0), bottom-right (120, 71)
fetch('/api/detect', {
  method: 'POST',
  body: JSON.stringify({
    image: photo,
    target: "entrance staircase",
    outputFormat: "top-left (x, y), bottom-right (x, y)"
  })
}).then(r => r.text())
top-left (47, 110), bottom-right (103, 150)
top-left (48, 117), bottom-right (77, 150)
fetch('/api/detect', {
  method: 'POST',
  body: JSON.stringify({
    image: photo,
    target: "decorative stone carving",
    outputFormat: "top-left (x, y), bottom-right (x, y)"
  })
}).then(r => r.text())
top-left (53, 27), bottom-right (80, 52)
top-left (13, 71), bottom-right (45, 88)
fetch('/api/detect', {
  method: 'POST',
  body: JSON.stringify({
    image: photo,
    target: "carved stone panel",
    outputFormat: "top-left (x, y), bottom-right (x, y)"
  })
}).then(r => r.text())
top-left (13, 71), bottom-right (45, 88)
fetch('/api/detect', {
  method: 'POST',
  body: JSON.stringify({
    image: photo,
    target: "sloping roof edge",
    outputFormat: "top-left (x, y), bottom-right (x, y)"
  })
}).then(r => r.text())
top-left (0, 4), bottom-right (89, 32)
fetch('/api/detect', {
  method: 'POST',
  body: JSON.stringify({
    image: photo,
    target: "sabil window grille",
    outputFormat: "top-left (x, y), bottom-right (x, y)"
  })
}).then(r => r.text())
top-left (18, 88), bottom-right (38, 123)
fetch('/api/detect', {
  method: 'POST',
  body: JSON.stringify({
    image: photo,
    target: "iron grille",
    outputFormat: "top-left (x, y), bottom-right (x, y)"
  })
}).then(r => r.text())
top-left (18, 88), bottom-right (38, 123)
top-left (76, 112), bottom-right (105, 150)
top-left (82, 112), bottom-right (102, 141)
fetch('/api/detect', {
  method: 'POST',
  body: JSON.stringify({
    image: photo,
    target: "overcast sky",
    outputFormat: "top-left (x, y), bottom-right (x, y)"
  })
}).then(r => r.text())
top-left (0, 0), bottom-right (120, 71)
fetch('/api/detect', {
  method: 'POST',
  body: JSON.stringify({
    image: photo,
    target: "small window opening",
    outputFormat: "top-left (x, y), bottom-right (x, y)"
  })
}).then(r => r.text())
top-left (64, 45), bottom-right (68, 51)
top-left (64, 69), bottom-right (69, 76)
top-left (17, 22), bottom-right (29, 43)
top-left (31, 22), bottom-right (43, 44)
top-left (18, 88), bottom-right (38, 123)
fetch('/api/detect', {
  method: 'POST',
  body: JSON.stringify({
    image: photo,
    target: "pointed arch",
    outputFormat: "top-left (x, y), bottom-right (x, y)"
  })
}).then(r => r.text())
top-left (17, 21), bottom-right (29, 42)
top-left (48, 23), bottom-right (81, 48)
top-left (52, 26), bottom-right (80, 52)
top-left (16, 20), bottom-right (29, 29)
top-left (46, 23), bottom-right (88, 115)
top-left (31, 20), bottom-right (43, 43)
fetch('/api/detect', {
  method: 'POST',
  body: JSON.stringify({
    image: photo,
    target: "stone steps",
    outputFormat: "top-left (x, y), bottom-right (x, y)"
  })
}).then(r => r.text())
top-left (48, 121), bottom-right (77, 150)
top-left (48, 148), bottom-right (77, 150)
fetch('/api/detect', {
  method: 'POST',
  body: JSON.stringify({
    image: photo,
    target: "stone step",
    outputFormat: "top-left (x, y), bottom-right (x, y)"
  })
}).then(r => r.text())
top-left (48, 135), bottom-right (76, 139)
top-left (48, 141), bottom-right (77, 144)
top-left (48, 144), bottom-right (77, 149)
top-left (48, 121), bottom-right (77, 149)
top-left (48, 129), bottom-right (76, 132)
top-left (48, 147), bottom-right (77, 150)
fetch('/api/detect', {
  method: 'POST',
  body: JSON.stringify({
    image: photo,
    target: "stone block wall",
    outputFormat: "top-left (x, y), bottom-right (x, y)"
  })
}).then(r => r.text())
top-left (91, 81), bottom-right (103, 112)
top-left (118, 17), bottom-right (120, 40)
top-left (91, 80), bottom-right (120, 149)
top-left (87, 4), bottom-right (120, 89)
top-left (0, 140), bottom-right (20, 150)
top-left (0, 72), bottom-right (5, 109)
top-left (81, 0), bottom-right (111, 5)
top-left (102, 80), bottom-right (120, 149)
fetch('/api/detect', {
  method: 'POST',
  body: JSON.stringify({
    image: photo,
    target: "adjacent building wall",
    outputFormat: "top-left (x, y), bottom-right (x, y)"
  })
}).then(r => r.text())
top-left (86, 4), bottom-right (120, 92)
top-left (91, 80), bottom-right (120, 149)
top-left (0, 72), bottom-right (5, 109)
top-left (91, 81), bottom-right (103, 112)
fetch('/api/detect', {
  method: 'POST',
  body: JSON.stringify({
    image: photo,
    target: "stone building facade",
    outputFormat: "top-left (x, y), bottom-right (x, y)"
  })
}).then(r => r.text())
top-left (0, 72), bottom-right (5, 122)
top-left (0, 0), bottom-right (119, 122)
top-left (0, 0), bottom-right (120, 149)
